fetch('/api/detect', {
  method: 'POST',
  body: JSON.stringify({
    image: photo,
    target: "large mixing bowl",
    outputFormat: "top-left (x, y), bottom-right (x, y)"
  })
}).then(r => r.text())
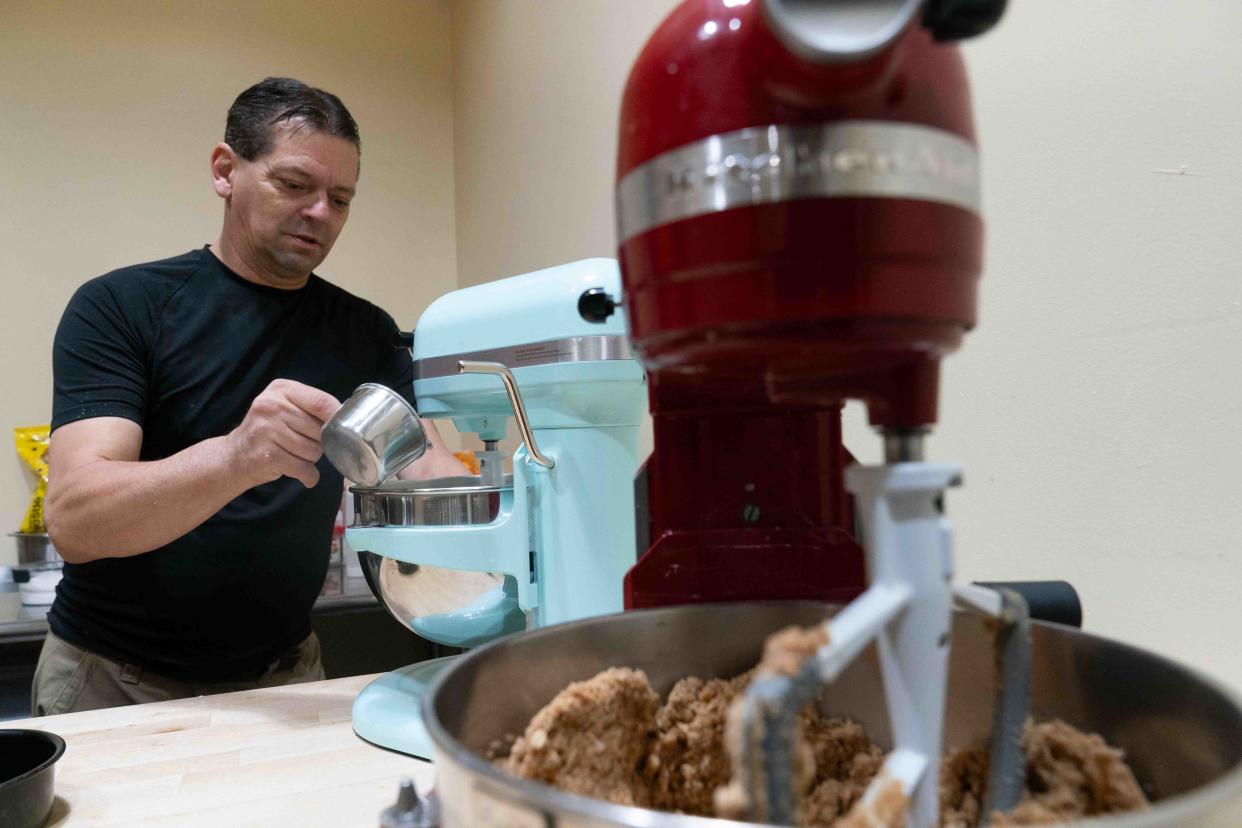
top-left (426, 602), bottom-right (1242, 827)
top-left (352, 475), bottom-right (528, 648)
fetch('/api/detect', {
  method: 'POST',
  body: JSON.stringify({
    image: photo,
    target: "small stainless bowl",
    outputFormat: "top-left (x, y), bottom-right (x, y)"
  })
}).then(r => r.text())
top-left (321, 383), bottom-right (427, 486)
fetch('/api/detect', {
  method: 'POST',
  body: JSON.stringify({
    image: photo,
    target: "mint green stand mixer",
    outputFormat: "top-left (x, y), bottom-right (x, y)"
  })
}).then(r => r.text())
top-left (338, 258), bottom-right (645, 759)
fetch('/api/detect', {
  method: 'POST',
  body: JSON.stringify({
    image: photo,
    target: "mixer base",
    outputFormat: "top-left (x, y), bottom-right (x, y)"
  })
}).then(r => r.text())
top-left (352, 656), bottom-right (458, 759)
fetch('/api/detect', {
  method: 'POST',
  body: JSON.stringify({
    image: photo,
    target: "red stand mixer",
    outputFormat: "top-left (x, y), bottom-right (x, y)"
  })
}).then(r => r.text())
top-left (618, 0), bottom-right (997, 613)
top-left (615, 1), bottom-right (1012, 823)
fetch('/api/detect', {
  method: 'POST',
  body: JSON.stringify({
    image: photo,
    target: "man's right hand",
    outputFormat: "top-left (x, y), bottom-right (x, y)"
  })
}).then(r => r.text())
top-left (225, 379), bottom-right (341, 489)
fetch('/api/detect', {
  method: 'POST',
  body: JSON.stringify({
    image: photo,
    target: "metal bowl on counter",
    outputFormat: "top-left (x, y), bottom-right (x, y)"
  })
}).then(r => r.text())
top-left (351, 475), bottom-right (527, 649)
top-left (8, 533), bottom-right (60, 567)
top-left (425, 602), bottom-right (1242, 828)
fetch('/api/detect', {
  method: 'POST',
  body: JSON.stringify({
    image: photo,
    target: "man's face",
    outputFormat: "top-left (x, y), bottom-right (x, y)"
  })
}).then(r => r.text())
top-left (220, 121), bottom-right (359, 286)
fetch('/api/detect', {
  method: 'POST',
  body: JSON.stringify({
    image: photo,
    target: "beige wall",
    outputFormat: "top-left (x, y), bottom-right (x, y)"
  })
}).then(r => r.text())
top-left (923, 0), bottom-right (1242, 689)
top-left (447, 0), bottom-right (676, 455)
top-left (450, 0), bottom-right (679, 287)
top-left (0, 0), bottom-right (458, 554)
top-left (448, 2), bottom-right (1242, 689)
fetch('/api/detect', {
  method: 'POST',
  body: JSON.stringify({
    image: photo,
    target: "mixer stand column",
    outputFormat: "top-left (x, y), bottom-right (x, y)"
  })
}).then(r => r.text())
top-left (842, 456), bottom-right (960, 827)
top-left (477, 439), bottom-right (507, 487)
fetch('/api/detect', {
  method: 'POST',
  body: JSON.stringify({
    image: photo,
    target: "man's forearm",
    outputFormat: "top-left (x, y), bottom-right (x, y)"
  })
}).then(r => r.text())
top-left (46, 437), bottom-right (250, 563)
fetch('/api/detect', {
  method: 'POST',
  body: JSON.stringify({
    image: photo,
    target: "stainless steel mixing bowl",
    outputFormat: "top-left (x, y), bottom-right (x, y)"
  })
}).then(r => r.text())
top-left (351, 476), bottom-right (508, 527)
top-left (426, 602), bottom-right (1242, 827)
top-left (352, 475), bottom-right (527, 648)
top-left (356, 551), bottom-right (527, 649)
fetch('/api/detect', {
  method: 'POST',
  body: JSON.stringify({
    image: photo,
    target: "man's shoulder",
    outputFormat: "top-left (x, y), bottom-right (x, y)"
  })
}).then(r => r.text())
top-left (310, 273), bottom-right (397, 327)
top-left (78, 248), bottom-right (207, 307)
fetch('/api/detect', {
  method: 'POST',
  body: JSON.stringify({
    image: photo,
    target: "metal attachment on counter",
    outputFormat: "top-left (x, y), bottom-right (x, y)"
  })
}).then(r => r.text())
top-left (380, 777), bottom-right (440, 828)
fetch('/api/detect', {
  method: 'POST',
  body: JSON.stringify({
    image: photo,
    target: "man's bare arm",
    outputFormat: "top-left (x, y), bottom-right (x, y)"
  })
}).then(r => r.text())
top-left (45, 379), bottom-right (340, 563)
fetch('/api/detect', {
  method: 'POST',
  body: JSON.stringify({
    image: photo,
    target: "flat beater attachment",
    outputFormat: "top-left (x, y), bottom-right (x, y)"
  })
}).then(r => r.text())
top-left (734, 463), bottom-right (1032, 827)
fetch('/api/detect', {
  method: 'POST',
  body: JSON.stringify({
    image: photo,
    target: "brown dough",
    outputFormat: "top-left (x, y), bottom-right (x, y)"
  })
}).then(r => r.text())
top-left (939, 743), bottom-right (990, 828)
top-left (502, 666), bottom-right (659, 807)
top-left (715, 624), bottom-right (834, 818)
top-left (758, 623), bottom-right (831, 678)
top-left (988, 719), bottom-right (1149, 826)
top-left (939, 719), bottom-right (1149, 827)
top-left (646, 671), bottom-right (753, 814)
top-left (498, 623), bottom-right (1147, 827)
top-left (799, 713), bottom-right (886, 825)
top-left (834, 776), bottom-right (910, 828)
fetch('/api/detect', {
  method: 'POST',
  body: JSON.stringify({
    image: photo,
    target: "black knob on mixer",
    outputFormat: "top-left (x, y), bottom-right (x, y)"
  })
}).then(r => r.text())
top-left (393, 330), bottom-right (415, 350)
top-left (923, 0), bottom-right (1007, 41)
top-left (578, 287), bottom-right (619, 323)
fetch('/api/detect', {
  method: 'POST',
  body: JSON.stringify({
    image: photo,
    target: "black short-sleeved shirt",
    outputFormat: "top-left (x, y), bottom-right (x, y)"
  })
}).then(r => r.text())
top-left (48, 246), bottom-right (414, 681)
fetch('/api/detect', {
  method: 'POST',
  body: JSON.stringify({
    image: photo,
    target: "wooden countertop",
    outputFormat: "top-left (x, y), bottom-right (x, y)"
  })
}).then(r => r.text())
top-left (4, 674), bottom-right (435, 827)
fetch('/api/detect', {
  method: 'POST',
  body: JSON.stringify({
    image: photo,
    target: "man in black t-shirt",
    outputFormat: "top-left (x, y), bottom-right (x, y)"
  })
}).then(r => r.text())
top-left (34, 77), bottom-right (465, 715)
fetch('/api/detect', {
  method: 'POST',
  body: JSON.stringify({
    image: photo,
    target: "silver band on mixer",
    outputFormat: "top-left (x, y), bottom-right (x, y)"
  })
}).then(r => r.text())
top-left (616, 120), bottom-right (981, 243)
top-left (413, 334), bottom-right (632, 381)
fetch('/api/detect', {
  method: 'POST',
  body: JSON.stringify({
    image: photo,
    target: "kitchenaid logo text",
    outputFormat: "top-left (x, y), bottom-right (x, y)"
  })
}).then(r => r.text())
top-left (659, 139), bottom-right (977, 197)
top-left (617, 121), bottom-right (980, 242)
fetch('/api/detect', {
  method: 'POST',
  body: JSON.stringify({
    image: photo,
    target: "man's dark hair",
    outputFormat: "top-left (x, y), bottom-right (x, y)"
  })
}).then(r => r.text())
top-left (224, 77), bottom-right (360, 161)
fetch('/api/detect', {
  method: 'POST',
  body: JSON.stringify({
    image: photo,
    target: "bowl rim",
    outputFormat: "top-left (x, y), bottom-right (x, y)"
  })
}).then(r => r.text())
top-left (0, 729), bottom-right (66, 792)
top-left (350, 474), bottom-right (513, 497)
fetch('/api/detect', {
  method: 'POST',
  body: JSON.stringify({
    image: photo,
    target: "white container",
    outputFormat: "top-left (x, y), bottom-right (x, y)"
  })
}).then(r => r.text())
top-left (15, 566), bottom-right (62, 606)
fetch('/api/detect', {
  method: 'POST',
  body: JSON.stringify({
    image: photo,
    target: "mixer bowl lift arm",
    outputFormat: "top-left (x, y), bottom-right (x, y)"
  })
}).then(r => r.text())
top-left (456, 361), bottom-right (555, 470)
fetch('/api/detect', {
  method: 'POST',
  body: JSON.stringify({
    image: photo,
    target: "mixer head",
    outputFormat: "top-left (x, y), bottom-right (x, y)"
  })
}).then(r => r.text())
top-left (616, 0), bottom-right (999, 430)
top-left (410, 258), bottom-right (640, 441)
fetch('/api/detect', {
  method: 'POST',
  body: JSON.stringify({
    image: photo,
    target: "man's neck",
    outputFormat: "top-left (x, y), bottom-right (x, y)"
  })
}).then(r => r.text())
top-left (209, 236), bottom-right (309, 290)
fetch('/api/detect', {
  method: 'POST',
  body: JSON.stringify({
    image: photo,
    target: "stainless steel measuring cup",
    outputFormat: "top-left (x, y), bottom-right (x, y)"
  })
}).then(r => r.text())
top-left (321, 383), bottom-right (428, 486)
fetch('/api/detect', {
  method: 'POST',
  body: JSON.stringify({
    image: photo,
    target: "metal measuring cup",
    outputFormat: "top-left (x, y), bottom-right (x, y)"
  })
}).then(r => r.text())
top-left (320, 383), bottom-right (428, 487)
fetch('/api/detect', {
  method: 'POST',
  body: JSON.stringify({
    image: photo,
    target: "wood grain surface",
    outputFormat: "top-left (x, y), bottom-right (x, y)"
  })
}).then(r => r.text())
top-left (4, 674), bottom-right (436, 827)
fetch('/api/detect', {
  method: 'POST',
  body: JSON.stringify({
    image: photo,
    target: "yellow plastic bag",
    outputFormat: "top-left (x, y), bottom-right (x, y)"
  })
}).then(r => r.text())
top-left (15, 425), bottom-right (50, 534)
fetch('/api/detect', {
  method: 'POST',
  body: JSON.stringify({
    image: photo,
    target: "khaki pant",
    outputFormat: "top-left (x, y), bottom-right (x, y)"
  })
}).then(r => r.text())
top-left (31, 630), bottom-right (325, 717)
